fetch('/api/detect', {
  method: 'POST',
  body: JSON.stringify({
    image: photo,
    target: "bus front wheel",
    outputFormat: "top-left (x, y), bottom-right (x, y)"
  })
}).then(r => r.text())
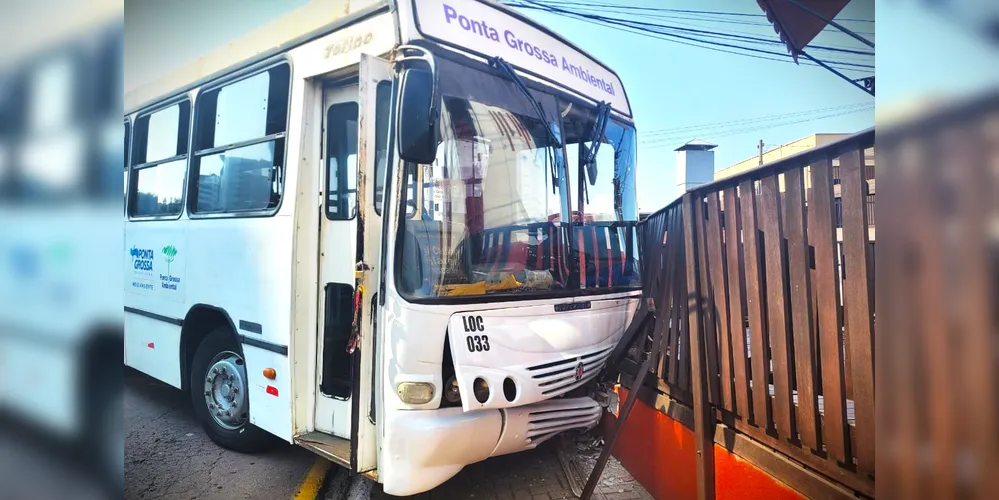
top-left (190, 327), bottom-right (274, 453)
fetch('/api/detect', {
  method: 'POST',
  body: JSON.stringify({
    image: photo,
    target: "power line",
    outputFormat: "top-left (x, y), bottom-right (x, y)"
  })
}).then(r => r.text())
top-left (638, 106), bottom-right (874, 149)
top-left (505, 4), bottom-right (812, 67)
top-left (564, 10), bottom-right (877, 48)
top-left (506, 0), bottom-right (873, 70)
top-left (586, 12), bottom-right (875, 56)
top-left (640, 105), bottom-right (873, 141)
top-left (641, 103), bottom-right (872, 137)
top-left (526, 0), bottom-right (875, 23)
top-left (513, 0), bottom-right (875, 34)
top-left (506, 0), bottom-right (874, 95)
top-left (509, 1), bottom-right (874, 55)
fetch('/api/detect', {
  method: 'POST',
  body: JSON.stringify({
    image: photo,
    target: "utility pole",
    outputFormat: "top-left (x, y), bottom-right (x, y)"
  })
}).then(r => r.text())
top-left (758, 140), bottom-right (765, 166)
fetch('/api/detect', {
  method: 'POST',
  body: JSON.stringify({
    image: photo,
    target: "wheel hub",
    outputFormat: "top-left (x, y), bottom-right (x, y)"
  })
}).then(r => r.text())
top-left (203, 352), bottom-right (248, 430)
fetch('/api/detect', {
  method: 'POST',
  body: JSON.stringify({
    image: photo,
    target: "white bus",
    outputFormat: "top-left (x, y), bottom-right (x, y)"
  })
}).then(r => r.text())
top-left (124, 0), bottom-right (640, 494)
top-left (0, 3), bottom-right (123, 494)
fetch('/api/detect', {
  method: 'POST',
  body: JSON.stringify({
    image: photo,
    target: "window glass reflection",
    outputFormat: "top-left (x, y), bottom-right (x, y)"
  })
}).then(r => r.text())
top-left (146, 104), bottom-right (181, 163)
top-left (326, 102), bottom-right (358, 220)
top-left (373, 81), bottom-right (391, 215)
top-left (133, 159), bottom-right (185, 216)
top-left (214, 72), bottom-right (269, 147)
top-left (195, 141), bottom-right (279, 213)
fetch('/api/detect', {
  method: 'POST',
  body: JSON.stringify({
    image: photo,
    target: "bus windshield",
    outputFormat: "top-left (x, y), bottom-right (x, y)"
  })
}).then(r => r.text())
top-left (396, 59), bottom-right (640, 300)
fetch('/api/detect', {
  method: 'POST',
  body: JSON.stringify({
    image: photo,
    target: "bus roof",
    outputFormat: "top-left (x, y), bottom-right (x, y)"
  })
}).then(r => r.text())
top-left (124, 0), bottom-right (389, 114)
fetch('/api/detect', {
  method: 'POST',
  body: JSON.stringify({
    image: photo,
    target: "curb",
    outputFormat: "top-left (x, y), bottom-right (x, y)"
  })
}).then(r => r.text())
top-left (294, 458), bottom-right (333, 499)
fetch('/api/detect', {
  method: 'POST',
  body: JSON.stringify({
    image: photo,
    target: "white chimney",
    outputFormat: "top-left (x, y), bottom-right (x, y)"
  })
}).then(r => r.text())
top-left (675, 140), bottom-right (717, 193)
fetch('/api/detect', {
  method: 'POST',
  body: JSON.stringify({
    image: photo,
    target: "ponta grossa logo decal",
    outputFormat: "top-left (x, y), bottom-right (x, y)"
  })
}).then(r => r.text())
top-left (160, 245), bottom-right (181, 290)
top-left (130, 247), bottom-right (154, 271)
top-left (162, 245), bottom-right (177, 274)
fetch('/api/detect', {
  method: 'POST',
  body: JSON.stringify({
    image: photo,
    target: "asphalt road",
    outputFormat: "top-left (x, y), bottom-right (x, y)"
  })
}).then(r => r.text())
top-left (125, 368), bottom-right (317, 500)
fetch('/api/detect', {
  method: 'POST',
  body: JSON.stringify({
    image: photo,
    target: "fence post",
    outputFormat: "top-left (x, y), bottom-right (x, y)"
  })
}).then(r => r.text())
top-left (682, 193), bottom-right (716, 500)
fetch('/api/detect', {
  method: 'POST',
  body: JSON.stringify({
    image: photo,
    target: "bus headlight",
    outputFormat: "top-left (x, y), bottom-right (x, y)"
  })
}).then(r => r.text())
top-left (443, 376), bottom-right (462, 404)
top-left (397, 382), bottom-right (435, 405)
top-left (472, 377), bottom-right (490, 404)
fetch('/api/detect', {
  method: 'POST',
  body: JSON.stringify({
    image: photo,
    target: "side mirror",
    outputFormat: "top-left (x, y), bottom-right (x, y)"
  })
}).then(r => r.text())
top-left (397, 68), bottom-right (439, 164)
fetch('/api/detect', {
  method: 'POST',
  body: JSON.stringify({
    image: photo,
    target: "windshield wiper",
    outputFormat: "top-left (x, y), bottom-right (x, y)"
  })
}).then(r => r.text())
top-left (487, 56), bottom-right (563, 195)
top-left (577, 101), bottom-right (612, 212)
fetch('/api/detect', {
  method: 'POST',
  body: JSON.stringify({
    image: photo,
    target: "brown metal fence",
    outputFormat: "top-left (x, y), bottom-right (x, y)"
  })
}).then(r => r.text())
top-left (632, 129), bottom-right (876, 499)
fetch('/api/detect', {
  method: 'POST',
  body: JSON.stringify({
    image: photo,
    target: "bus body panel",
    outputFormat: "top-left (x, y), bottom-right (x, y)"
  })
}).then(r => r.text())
top-left (287, 74), bottom-right (323, 438)
top-left (379, 393), bottom-right (605, 495)
top-left (123, 314), bottom-right (182, 387)
top-left (376, 291), bottom-right (639, 494)
top-left (447, 297), bottom-right (637, 412)
top-left (381, 406), bottom-right (503, 495)
top-left (124, 214), bottom-right (298, 441)
top-left (242, 343), bottom-right (294, 440)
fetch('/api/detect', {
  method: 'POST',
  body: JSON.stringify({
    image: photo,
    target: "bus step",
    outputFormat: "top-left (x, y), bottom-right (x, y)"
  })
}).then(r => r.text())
top-left (295, 432), bottom-right (352, 468)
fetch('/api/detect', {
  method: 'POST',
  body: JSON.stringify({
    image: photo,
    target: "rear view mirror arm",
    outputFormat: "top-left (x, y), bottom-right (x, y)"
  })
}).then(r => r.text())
top-left (395, 45), bottom-right (438, 100)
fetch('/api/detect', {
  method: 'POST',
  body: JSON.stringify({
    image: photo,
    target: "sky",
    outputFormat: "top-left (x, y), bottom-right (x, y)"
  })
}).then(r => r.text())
top-left (507, 0), bottom-right (876, 210)
top-left (125, 0), bottom-right (999, 212)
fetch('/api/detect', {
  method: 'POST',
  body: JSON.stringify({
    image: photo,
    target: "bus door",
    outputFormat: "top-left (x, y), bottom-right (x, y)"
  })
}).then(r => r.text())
top-left (316, 82), bottom-right (359, 442)
top-left (315, 54), bottom-right (392, 473)
top-left (351, 54), bottom-right (393, 474)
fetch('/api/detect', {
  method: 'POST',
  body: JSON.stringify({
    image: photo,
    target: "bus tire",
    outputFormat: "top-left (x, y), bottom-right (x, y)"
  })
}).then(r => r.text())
top-left (190, 327), bottom-right (274, 453)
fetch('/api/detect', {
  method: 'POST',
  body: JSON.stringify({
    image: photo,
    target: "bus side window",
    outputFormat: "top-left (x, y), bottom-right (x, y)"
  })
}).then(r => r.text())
top-left (128, 101), bottom-right (189, 218)
top-left (370, 80), bottom-right (419, 219)
top-left (326, 102), bottom-right (358, 220)
top-left (321, 282), bottom-right (355, 399)
top-left (189, 63), bottom-right (290, 215)
top-left (373, 81), bottom-right (391, 215)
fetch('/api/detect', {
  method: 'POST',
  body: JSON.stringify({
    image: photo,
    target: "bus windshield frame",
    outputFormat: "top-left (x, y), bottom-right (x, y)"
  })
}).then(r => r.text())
top-left (393, 56), bottom-right (640, 303)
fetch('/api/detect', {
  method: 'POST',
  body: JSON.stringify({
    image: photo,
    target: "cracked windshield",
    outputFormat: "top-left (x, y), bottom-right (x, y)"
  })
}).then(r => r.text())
top-left (398, 63), bottom-right (640, 299)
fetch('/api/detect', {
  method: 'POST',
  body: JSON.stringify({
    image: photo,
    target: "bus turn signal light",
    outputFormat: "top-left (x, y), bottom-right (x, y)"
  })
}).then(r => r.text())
top-left (263, 368), bottom-right (276, 380)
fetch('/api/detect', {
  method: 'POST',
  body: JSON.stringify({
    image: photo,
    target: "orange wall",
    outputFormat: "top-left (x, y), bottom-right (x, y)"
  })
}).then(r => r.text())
top-left (605, 389), bottom-right (806, 500)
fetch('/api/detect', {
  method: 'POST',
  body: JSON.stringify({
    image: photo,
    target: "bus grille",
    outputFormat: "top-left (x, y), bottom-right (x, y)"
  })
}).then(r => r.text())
top-left (526, 397), bottom-right (602, 446)
top-left (526, 346), bottom-right (614, 397)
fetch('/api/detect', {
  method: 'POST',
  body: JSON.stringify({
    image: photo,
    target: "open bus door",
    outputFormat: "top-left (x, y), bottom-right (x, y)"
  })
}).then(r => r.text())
top-left (300, 54), bottom-right (390, 475)
top-left (351, 53), bottom-right (392, 474)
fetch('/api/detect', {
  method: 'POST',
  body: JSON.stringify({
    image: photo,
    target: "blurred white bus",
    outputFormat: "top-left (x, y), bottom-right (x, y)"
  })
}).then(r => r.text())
top-left (0, 6), bottom-right (123, 495)
top-left (123, 0), bottom-right (640, 494)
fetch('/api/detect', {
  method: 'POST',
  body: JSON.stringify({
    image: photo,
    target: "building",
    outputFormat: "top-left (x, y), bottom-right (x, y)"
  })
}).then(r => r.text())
top-left (716, 132), bottom-right (876, 237)
top-left (715, 133), bottom-right (875, 183)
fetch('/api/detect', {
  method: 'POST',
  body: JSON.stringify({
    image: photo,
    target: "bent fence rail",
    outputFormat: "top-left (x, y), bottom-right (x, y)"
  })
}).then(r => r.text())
top-left (622, 128), bottom-right (875, 499)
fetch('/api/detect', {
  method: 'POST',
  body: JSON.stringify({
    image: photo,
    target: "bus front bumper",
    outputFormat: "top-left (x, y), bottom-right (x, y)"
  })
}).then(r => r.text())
top-left (380, 396), bottom-right (601, 496)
